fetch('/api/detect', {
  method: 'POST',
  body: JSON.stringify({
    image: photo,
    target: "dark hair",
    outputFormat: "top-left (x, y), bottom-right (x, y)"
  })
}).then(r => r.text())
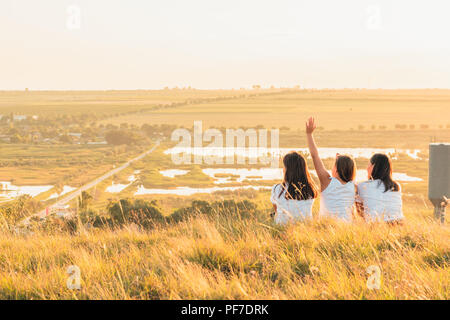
top-left (370, 153), bottom-right (400, 192)
top-left (335, 155), bottom-right (356, 183)
top-left (279, 152), bottom-right (318, 200)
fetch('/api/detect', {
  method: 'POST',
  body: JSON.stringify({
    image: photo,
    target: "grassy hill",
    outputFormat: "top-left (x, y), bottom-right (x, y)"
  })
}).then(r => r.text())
top-left (0, 200), bottom-right (448, 300)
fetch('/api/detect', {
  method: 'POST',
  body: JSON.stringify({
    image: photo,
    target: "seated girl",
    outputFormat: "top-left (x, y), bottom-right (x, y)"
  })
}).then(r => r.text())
top-left (305, 117), bottom-right (357, 222)
top-left (270, 151), bottom-right (318, 225)
top-left (356, 153), bottom-right (404, 223)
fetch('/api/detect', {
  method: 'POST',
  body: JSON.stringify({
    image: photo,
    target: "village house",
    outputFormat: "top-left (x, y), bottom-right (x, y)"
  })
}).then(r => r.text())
top-left (48, 205), bottom-right (74, 218)
top-left (43, 138), bottom-right (58, 144)
top-left (13, 115), bottom-right (27, 121)
top-left (87, 141), bottom-right (108, 145)
top-left (0, 134), bottom-right (11, 143)
top-left (68, 133), bottom-right (82, 138)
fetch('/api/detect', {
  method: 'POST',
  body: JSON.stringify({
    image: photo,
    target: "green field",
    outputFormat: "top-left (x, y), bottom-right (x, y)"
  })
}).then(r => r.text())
top-left (0, 144), bottom-right (145, 186)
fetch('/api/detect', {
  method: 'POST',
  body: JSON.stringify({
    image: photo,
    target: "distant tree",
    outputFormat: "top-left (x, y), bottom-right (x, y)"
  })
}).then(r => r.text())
top-left (10, 134), bottom-right (23, 143)
top-left (59, 134), bottom-right (73, 144)
top-left (105, 129), bottom-right (142, 146)
top-left (106, 123), bottom-right (118, 130)
top-left (8, 127), bottom-right (20, 135)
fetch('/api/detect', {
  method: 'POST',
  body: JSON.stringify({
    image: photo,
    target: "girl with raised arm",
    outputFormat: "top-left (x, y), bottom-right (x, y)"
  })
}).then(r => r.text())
top-left (356, 153), bottom-right (404, 223)
top-left (305, 117), bottom-right (356, 222)
top-left (270, 151), bottom-right (318, 225)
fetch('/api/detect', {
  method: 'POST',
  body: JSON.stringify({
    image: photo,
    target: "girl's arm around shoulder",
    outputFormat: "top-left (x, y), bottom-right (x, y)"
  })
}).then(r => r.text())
top-left (355, 183), bottom-right (365, 218)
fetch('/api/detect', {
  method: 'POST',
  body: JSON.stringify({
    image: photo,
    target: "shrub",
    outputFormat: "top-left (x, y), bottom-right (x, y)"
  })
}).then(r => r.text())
top-left (168, 200), bottom-right (259, 223)
top-left (168, 200), bottom-right (213, 223)
top-left (107, 199), bottom-right (164, 228)
top-left (0, 195), bottom-right (41, 227)
top-left (79, 209), bottom-right (111, 228)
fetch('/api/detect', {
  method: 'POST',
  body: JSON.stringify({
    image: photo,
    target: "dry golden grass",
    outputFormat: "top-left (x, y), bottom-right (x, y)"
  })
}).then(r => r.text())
top-left (0, 206), bottom-right (448, 300)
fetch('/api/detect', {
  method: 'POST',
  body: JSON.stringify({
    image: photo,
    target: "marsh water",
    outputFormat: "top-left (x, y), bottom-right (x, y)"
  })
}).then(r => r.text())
top-left (0, 182), bottom-right (53, 200)
top-left (164, 147), bottom-right (423, 160)
top-left (2, 148), bottom-right (424, 200)
top-left (105, 167), bottom-right (422, 196)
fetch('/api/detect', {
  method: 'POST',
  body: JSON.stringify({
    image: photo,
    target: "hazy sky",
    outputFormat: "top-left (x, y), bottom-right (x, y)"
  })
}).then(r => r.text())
top-left (1, 0), bottom-right (449, 90)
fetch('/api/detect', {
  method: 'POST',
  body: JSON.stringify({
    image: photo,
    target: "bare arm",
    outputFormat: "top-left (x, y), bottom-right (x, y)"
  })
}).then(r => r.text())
top-left (355, 188), bottom-right (365, 218)
top-left (270, 186), bottom-right (278, 217)
top-left (354, 184), bottom-right (368, 220)
top-left (355, 202), bottom-right (365, 218)
top-left (271, 204), bottom-right (277, 218)
top-left (306, 117), bottom-right (331, 191)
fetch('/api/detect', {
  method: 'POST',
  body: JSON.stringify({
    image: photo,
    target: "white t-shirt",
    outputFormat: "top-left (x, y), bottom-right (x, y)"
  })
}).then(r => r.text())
top-left (357, 180), bottom-right (403, 222)
top-left (319, 177), bottom-right (355, 222)
top-left (270, 184), bottom-right (315, 225)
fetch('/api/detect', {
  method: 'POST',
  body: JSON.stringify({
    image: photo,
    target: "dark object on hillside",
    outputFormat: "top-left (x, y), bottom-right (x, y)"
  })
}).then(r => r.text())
top-left (429, 143), bottom-right (450, 223)
top-left (107, 199), bottom-right (164, 228)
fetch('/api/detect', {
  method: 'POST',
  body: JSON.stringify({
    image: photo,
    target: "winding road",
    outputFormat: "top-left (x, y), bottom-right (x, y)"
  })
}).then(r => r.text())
top-left (23, 140), bottom-right (161, 223)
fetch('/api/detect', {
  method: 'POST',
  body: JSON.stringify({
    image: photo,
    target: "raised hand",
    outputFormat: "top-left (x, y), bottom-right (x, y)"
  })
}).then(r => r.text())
top-left (306, 117), bottom-right (317, 135)
top-left (305, 116), bottom-right (330, 190)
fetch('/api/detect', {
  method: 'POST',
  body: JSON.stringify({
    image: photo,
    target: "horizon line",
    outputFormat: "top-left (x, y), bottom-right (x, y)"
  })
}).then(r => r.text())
top-left (1, 87), bottom-right (450, 92)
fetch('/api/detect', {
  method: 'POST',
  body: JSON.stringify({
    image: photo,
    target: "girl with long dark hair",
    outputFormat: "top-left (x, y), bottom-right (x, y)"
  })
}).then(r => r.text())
top-left (306, 117), bottom-right (357, 222)
top-left (270, 151), bottom-right (318, 225)
top-left (356, 153), bottom-right (404, 223)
